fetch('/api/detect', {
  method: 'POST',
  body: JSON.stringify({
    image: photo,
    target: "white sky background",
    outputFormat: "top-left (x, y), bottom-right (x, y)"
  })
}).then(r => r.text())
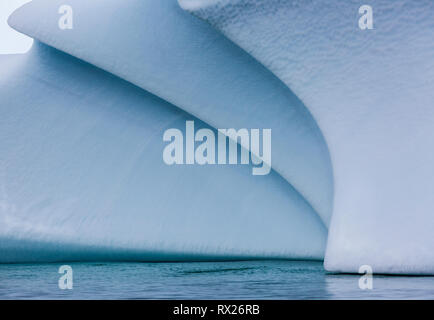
top-left (0, 0), bottom-right (33, 54)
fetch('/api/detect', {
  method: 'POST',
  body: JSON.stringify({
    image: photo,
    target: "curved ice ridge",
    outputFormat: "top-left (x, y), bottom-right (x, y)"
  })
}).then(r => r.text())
top-left (7, 0), bottom-right (333, 227)
top-left (0, 43), bottom-right (327, 262)
top-left (0, 0), bottom-right (332, 262)
top-left (180, 0), bottom-right (434, 274)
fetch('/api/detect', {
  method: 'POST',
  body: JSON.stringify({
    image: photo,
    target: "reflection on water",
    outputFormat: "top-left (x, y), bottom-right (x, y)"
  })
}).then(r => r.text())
top-left (0, 261), bottom-right (433, 299)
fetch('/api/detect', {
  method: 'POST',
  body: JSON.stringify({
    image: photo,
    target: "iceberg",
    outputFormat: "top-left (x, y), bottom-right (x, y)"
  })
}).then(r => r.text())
top-left (2, 0), bottom-right (433, 274)
top-left (180, 0), bottom-right (434, 274)
top-left (0, 1), bottom-right (330, 262)
top-left (6, 0), bottom-right (333, 227)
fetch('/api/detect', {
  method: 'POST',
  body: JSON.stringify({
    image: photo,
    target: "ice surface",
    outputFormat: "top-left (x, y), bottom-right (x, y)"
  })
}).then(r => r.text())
top-left (7, 0), bottom-right (334, 227)
top-left (0, 0), bottom-right (33, 54)
top-left (6, 0), bottom-right (433, 273)
top-left (180, 0), bottom-right (434, 274)
top-left (0, 42), bottom-right (327, 262)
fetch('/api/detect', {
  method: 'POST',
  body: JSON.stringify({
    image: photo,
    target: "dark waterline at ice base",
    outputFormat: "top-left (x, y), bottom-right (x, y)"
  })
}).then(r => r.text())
top-left (0, 261), bottom-right (433, 299)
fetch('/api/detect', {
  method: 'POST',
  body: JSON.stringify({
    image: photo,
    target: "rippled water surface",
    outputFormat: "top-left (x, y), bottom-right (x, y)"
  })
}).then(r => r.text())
top-left (0, 261), bottom-right (433, 299)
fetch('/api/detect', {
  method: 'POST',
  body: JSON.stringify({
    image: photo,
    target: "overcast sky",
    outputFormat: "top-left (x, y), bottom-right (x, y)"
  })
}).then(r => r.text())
top-left (0, 0), bottom-right (33, 54)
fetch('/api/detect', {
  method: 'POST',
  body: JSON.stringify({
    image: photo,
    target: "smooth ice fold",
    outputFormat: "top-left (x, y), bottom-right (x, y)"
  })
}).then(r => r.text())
top-left (180, 0), bottom-right (434, 274)
top-left (0, 43), bottom-right (327, 263)
top-left (7, 0), bottom-right (334, 227)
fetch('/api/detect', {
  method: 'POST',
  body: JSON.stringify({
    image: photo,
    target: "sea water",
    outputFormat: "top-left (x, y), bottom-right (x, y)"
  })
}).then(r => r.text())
top-left (0, 261), bottom-right (433, 299)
